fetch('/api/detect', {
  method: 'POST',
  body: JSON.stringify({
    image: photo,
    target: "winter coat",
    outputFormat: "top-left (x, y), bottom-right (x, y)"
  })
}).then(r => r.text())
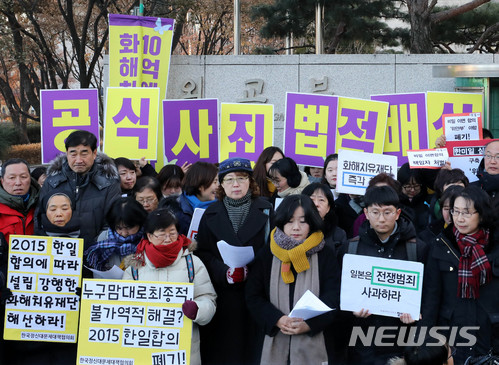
top-left (0, 178), bottom-right (39, 243)
top-left (335, 194), bottom-right (363, 239)
top-left (245, 243), bottom-right (342, 364)
top-left (339, 215), bottom-right (429, 365)
top-left (123, 245), bottom-right (217, 365)
top-left (35, 153), bottom-right (121, 250)
top-left (472, 160), bottom-right (499, 213)
top-left (399, 192), bottom-right (431, 234)
top-left (195, 197), bottom-right (273, 365)
top-left (421, 225), bottom-right (499, 364)
top-left (159, 194), bottom-right (194, 236)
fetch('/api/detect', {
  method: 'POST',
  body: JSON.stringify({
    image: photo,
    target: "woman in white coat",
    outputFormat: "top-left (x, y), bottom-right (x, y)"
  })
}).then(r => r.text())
top-left (123, 209), bottom-right (217, 365)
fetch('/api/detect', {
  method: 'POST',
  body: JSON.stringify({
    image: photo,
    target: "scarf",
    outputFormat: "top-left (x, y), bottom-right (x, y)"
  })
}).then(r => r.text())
top-left (135, 234), bottom-right (190, 268)
top-left (85, 228), bottom-right (144, 271)
top-left (453, 226), bottom-right (492, 299)
top-left (270, 227), bottom-right (324, 284)
top-left (41, 214), bottom-right (81, 238)
top-left (184, 192), bottom-right (217, 210)
top-left (223, 191), bottom-right (252, 233)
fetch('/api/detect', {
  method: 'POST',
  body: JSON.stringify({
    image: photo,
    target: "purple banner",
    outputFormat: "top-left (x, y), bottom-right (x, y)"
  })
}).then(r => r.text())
top-left (371, 93), bottom-right (428, 166)
top-left (284, 93), bottom-right (338, 167)
top-left (40, 89), bottom-right (100, 164)
top-left (163, 99), bottom-right (219, 164)
top-left (109, 14), bottom-right (174, 28)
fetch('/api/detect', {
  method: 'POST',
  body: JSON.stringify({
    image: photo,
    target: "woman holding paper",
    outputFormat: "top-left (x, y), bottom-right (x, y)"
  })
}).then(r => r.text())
top-left (245, 194), bottom-right (341, 365)
top-left (421, 186), bottom-right (499, 364)
top-left (195, 157), bottom-right (273, 365)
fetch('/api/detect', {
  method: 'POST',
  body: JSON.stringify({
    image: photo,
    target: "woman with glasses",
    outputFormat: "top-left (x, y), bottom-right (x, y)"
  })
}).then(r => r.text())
top-left (123, 209), bottom-right (217, 365)
top-left (397, 163), bottom-right (430, 234)
top-left (85, 197), bottom-right (147, 271)
top-left (195, 157), bottom-right (273, 365)
top-left (134, 176), bottom-right (162, 213)
top-left (422, 185), bottom-right (499, 364)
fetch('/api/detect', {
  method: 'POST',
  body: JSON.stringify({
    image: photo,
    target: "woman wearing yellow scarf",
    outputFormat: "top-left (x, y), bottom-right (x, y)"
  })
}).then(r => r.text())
top-left (246, 194), bottom-right (342, 365)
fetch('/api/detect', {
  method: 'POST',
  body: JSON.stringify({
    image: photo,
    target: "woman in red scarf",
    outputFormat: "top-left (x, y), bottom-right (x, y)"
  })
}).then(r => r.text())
top-left (422, 186), bottom-right (499, 364)
top-left (122, 209), bottom-right (217, 365)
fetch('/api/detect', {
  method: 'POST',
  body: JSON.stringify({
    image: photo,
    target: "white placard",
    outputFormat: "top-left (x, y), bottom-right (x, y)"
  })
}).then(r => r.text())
top-left (407, 148), bottom-right (448, 169)
top-left (340, 254), bottom-right (423, 319)
top-left (216, 240), bottom-right (255, 268)
top-left (187, 208), bottom-right (205, 241)
top-left (444, 112), bottom-right (482, 142)
top-left (336, 150), bottom-right (397, 195)
top-left (289, 290), bottom-right (334, 320)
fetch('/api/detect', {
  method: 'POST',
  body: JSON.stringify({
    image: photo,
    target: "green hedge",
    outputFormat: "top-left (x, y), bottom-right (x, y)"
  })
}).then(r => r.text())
top-left (0, 123), bottom-right (41, 160)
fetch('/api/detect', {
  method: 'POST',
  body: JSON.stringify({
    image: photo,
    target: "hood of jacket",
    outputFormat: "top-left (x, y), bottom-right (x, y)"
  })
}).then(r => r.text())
top-left (45, 152), bottom-right (118, 190)
top-left (0, 178), bottom-right (40, 215)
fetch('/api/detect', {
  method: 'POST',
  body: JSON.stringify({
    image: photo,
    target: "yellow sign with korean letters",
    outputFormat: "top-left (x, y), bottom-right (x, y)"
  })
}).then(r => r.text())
top-left (426, 91), bottom-right (483, 149)
top-left (219, 103), bottom-right (274, 163)
top-left (4, 235), bottom-right (83, 343)
top-left (104, 87), bottom-right (160, 160)
top-left (77, 280), bottom-right (193, 365)
top-left (336, 97), bottom-right (389, 154)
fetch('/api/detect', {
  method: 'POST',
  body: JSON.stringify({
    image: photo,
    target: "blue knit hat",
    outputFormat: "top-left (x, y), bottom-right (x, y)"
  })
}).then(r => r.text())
top-left (218, 157), bottom-right (252, 180)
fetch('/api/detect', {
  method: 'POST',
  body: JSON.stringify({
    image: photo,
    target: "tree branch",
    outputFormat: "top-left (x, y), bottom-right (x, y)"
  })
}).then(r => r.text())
top-left (431, 0), bottom-right (490, 24)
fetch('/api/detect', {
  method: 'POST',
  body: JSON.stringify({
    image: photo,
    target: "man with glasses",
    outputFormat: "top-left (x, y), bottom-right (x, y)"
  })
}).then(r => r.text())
top-left (472, 140), bottom-right (499, 210)
top-left (342, 185), bottom-right (429, 365)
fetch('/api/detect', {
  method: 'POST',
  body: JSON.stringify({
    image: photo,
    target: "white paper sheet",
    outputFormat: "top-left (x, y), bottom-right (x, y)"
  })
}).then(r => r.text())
top-left (289, 290), bottom-right (334, 320)
top-left (216, 240), bottom-right (255, 268)
top-left (86, 265), bottom-right (125, 279)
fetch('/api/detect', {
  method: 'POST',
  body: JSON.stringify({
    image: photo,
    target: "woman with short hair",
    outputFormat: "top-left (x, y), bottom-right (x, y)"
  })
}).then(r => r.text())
top-left (268, 157), bottom-right (309, 198)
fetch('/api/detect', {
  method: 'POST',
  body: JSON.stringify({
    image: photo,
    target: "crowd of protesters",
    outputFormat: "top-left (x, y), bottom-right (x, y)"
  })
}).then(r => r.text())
top-left (0, 129), bottom-right (499, 364)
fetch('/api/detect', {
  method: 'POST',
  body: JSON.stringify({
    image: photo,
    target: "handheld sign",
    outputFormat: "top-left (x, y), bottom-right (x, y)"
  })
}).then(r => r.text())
top-left (443, 112), bottom-right (482, 142)
top-left (187, 208), bottom-right (205, 241)
top-left (5, 235), bottom-right (83, 343)
top-left (340, 254), bottom-right (423, 319)
top-left (446, 139), bottom-right (497, 183)
top-left (336, 150), bottom-right (397, 195)
top-left (407, 148), bottom-right (448, 169)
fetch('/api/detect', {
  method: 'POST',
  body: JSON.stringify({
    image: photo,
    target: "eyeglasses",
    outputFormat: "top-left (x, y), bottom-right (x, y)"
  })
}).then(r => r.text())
top-left (367, 210), bottom-right (397, 219)
top-left (450, 209), bottom-right (478, 218)
top-left (484, 154), bottom-right (499, 162)
top-left (136, 197), bottom-right (157, 205)
top-left (151, 231), bottom-right (178, 241)
top-left (402, 184), bottom-right (422, 191)
top-left (223, 176), bottom-right (249, 185)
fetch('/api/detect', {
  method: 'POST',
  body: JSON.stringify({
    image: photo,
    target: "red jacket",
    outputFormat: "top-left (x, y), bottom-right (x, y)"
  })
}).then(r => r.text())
top-left (0, 203), bottom-right (35, 243)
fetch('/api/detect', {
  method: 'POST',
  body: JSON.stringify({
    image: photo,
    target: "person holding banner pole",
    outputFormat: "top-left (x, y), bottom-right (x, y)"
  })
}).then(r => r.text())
top-left (421, 185), bottom-right (499, 364)
top-left (245, 194), bottom-right (340, 364)
top-left (341, 186), bottom-right (428, 365)
top-left (196, 157), bottom-right (273, 365)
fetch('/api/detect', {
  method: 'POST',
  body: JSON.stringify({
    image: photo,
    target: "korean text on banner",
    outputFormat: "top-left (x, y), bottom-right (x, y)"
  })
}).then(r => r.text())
top-left (284, 92), bottom-right (338, 167)
top-left (104, 87), bottom-right (160, 160)
top-left (164, 99), bottom-right (219, 164)
top-left (77, 279), bottom-right (193, 365)
top-left (426, 92), bottom-right (483, 150)
top-left (340, 254), bottom-right (423, 319)
top-left (443, 112), bottom-right (483, 142)
top-left (446, 139), bottom-right (496, 183)
top-left (4, 235), bottom-right (83, 342)
top-left (109, 13), bottom-right (175, 171)
top-left (336, 150), bottom-right (397, 195)
top-left (371, 93), bottom-right (428, 166)
top-left (219, 103), bottom-right (274, 163)
top-left (407, 148), bottom-right (449, 169)
top-left (336, 97), bottom-right (389, 154)
top-left (40, 89), bottom-right (100, 164)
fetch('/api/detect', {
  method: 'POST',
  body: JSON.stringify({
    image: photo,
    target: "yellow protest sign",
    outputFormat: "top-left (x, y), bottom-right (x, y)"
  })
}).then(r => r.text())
top-left (426, 92), bottom-right (483, 148)
top-left (219, 103), bottom-right (274, 163)
top-left (77, 280), bottom-right (193, 365)
top-left (4, 235), bottom-right (83, 343)
top-left (336, 97), bottom-right (389, 154)
top-left (104, 87), bottom-right (160, 160)
top-left (109, 14), bottom-right (175, 171)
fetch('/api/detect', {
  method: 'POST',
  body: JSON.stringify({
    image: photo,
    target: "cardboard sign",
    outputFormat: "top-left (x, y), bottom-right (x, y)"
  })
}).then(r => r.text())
top-left (407, 148), bottom-right (449, 169)
top-left (443, 112), bottom-right (482, 142)
top-left (77, 280), bottom-right (193, 365)
top-left (340, 254), bottom-right (423, 319)
top-left (5, 235), bottom-right (83, 342)
top-left (336, 150), bottom-right (397, 195)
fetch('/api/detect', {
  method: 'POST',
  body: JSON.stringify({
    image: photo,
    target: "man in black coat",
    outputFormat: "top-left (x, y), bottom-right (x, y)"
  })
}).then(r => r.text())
top-left (472, 140), bottom-right (499, 212)
top-left (36, 130), bottom-right (121, 251)
top-left (339, 185), bottom-right (428, 365)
